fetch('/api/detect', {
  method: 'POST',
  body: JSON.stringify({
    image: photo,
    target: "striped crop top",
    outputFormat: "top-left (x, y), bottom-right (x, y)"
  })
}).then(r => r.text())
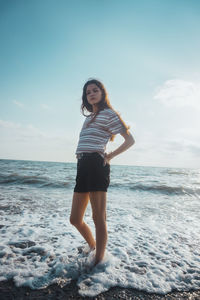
top-left (76, 108), bottom-right (126, 158)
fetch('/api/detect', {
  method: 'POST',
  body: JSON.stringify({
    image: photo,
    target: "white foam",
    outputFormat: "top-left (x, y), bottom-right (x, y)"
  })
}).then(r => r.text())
top-left (0, 163), bottom-right (200, 296)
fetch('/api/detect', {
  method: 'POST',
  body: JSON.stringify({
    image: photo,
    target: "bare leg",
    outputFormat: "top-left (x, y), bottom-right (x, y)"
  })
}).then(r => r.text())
top-left (70, 192), bottom-right (96, 249)
top-left (90, 191), bottom-right (107, 265)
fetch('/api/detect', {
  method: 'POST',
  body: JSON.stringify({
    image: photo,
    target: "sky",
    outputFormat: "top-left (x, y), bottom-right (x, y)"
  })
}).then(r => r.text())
top-left (0, 0), bottom-right (200, 168)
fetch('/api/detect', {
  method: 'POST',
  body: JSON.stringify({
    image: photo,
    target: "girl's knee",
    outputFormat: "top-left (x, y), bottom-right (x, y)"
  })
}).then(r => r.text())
top-left (70, 215), bottom-right (81, 227)
top-left (92, 213), bottom-right (106, 226)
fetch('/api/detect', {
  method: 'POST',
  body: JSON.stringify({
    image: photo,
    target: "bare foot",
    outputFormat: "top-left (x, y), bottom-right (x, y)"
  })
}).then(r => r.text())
top-left (94, 257), bottom-right (103, 266)
top-left (78, 244), bottom-right (96, 255)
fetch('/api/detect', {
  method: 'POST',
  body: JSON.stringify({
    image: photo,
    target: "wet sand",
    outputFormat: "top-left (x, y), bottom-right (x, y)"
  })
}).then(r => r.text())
top-left (0, 279), bottom-right (200, 300)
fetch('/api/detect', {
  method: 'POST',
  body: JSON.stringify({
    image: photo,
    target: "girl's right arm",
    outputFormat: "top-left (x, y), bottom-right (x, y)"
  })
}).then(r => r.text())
top-left (105, 131), bottom-right (135, 163)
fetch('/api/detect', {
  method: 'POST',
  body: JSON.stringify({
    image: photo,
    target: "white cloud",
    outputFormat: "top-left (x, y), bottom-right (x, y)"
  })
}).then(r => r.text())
top-left (0, 120), bottom-right (46, 139)
top-left (13, 100), bottom-right (24, 108)
top-left (127, 127), bottom-right (200, 168)
top-left (0, 120), bottom-right (21, 129)
top-left (0, 119), bottom-right (76, 162)
top-left (40, 104), bottom-right (52, 111)
top-left (154, 79), bottom-right (200, 109)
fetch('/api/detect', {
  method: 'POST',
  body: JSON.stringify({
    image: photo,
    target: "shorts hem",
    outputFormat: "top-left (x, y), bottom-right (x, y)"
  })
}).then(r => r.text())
top-left (74, 188), bottom-right (108, 193)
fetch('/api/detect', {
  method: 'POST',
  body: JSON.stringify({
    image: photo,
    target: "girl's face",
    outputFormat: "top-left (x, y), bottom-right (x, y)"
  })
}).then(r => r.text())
top-left (86, 84), bottom-right (102, 107)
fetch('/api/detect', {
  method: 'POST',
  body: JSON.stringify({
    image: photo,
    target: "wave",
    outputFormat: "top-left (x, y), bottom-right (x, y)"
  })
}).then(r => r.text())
top-left (1, 173), bottom-right (199, 196)
top-left (0, 173), bottom-right (70, 189)
top-left (110, 182), bottom-right (199, 195)
top-left (167, 171), bottom-right (188, 175)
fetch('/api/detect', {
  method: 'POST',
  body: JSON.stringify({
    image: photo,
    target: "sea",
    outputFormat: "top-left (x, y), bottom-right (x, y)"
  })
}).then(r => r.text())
top-left (0, 159), bottom-right (200, 297)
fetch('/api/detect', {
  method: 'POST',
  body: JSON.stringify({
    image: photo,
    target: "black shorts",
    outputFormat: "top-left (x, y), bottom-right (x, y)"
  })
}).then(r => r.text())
top-left (74, 152), bottom-right (110, 193)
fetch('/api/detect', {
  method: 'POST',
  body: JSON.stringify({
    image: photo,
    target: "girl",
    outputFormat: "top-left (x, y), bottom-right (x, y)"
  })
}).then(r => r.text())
top-left (70, 79), bottom-right (135, 266)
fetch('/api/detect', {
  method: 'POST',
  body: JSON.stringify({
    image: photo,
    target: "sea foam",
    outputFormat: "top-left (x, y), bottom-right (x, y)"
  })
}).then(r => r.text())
top-left (0, 159), bottom-right (200, 296)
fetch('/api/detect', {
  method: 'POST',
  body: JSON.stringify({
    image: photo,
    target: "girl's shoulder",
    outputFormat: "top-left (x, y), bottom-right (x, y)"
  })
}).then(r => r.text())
top-left (100, 108), bottom-right (116, 116)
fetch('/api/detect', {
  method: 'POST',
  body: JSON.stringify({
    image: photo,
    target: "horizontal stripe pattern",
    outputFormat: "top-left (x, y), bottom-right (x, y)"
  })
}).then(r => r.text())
top-left (76, 108), bottom-right (126, 156)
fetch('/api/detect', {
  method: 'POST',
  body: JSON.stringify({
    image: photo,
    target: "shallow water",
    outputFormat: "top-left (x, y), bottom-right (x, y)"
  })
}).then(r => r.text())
top-left (0, 159), bottom-right (200, 296)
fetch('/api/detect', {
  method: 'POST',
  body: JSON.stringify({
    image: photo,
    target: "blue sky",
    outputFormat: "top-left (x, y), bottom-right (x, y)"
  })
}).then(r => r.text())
top-left (1, 0), bottom-right (200, 167)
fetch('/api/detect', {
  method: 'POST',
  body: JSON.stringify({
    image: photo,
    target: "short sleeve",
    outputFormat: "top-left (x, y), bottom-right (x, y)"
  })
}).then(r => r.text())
top-left (106, 109), bottom-right (126, 135)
